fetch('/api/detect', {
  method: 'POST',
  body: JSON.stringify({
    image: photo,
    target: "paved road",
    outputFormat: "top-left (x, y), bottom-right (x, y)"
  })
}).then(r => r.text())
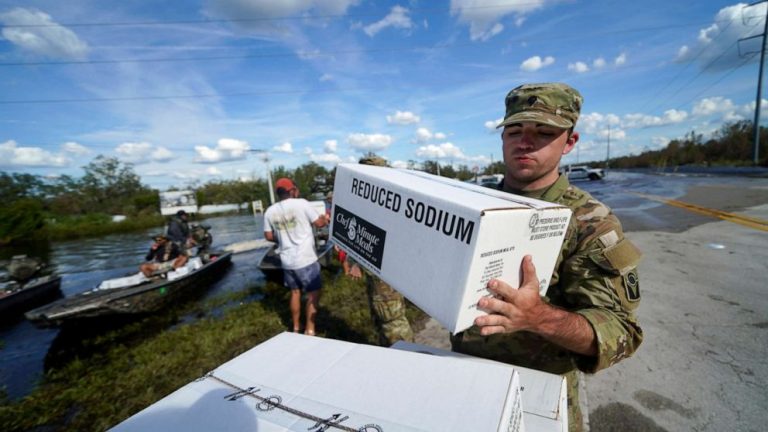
top-left (414, 173), bottom-right (768, 431)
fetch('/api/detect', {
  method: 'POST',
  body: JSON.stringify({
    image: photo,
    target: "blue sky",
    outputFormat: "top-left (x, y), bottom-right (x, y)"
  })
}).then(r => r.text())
top-left (0, 0), bottom-right (764, 189)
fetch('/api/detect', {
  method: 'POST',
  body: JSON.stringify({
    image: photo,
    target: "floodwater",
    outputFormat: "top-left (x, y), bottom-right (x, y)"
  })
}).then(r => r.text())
top-left (0, 214), bottom-right (269, 400)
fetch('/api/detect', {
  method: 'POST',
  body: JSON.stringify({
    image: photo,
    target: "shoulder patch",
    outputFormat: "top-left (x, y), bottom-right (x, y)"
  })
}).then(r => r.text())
top-left (624, 270), bottom-right (640, 301)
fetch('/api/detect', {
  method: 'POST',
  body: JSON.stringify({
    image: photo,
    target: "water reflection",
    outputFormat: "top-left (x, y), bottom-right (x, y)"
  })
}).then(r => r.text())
top-left (0, 213), bottom-right (268, 400)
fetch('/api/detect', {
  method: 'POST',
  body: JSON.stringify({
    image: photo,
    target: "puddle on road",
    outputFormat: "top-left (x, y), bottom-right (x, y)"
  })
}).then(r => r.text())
top-left (590, 402), bottom-right (668, 432)
top-left (634, 389), bottom-right (698, 419)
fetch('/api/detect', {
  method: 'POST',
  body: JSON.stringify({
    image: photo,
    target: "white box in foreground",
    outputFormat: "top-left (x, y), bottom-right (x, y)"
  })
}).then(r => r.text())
top-left (331, 164), bottom-right (571, 334)
top-left (392, 341), bottom-right (568, 432)
top-left (112, 333), bottom-right (525, 432)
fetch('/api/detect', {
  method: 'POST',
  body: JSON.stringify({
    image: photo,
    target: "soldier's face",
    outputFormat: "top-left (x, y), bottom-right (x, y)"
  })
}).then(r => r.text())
top-left (501, 122), bottom-right (577, 191)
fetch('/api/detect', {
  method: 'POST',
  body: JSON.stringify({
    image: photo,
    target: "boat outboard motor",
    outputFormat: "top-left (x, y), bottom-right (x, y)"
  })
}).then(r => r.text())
top-left (7, 255), bottom-right (42, 283)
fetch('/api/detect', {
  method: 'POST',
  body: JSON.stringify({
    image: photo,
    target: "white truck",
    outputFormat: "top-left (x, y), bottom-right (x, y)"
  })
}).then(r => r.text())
top-left (562, 165), bottom-right (605, 181)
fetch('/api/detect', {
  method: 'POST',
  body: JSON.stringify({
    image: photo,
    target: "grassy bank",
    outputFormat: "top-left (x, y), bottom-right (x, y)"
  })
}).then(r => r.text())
top-left (0, 264), bottom-right (426, 431)
top-left (42, 213), bottom-right (166, 242)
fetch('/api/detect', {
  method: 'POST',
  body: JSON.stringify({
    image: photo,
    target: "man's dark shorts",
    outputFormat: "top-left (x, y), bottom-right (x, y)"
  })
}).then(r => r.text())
top-left (283, 262), bottom-right (322, 293)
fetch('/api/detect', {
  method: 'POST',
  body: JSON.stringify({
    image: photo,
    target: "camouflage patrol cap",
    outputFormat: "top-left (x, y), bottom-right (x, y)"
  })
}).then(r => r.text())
top-left (359, 156), bottom-right (388, 166)
top-left (497, 82), bottom-right (583, 129)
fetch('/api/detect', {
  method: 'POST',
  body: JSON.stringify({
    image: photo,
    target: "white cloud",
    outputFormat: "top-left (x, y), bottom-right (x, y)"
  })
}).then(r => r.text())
top-left (485, 117), bottom-right (504, 131)
top-left (579, 112), bottom-right (621, 134)
top-left (152, 146), bottom-right (173, 162)
top-left (195, 138), bottom-right (249, 163)
top-left (347, 133), bottom-right (393, 151)
top-left (62, 142), bottom-right (90, 155)
top-left (622, 110), bottom-right (689, 128)
top-left (593, 57), bottom-right (607, 69)
top-left (414, 127), bottom-right (448, 143)
top-left (273, 142), bottom-right (294, 153)
top-left (614, 53), bottom-right (627, 66)
top-left (568, 61), bottom-right (589, 73)
top-left (310, 153), bottom-right (342, 165)
top-left (387, 110), bottom-right (421, 125)
top-left (596, 128), bottom-right (627, 140)
top-left (115, 142), bottom-right (151, 163)
top-left (0, 140), bottom-right (70, 167)
top-left (692, 96), bottom-right (736, 117)
top-left (450, 0), bottom-right (547, 41)
top-left (676, 3), bottom-right (764, 70)
top-left (0, 8), bottom-right (89, 60)
top-left (324, 139), bottom-right (338, 153)
top-left (205, 0), bottom-right (360, 34)
top-left (206, 166), bottom-right (222, 176)
top-left (415, 127), bottom-right (432, 143)
top-left (319, 73), bottom-right (334, 82)
top-left (520, 55), bottom-right (555, 71)
top-left (363, 5), bottom-right (413, 37)
top-left (416, 142), bottom-right (466, 160)
top-left (115, 142), bottom-right (173, 164)
top-left (740, 98), bottom-right (768, 116)
top-left (651, 136), bottom-right (670, 149)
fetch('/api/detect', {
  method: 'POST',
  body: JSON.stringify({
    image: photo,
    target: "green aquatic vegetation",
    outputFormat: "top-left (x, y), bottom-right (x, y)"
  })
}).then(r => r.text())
top-left (0, 265), bottom-right (426, 431)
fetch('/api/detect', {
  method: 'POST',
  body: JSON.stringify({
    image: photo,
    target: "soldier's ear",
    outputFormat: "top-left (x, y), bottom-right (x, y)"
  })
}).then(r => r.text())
top-left (562, 131), bottom-right (578, 155)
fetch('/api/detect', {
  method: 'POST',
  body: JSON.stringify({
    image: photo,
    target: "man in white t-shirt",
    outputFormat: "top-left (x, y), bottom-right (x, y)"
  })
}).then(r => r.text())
top-left (264, 177), bottom-right (328, 335)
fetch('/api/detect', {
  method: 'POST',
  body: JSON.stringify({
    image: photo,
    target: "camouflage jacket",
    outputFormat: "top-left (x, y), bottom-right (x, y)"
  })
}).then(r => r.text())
top-left (451, 175), bottom-right (643, 375)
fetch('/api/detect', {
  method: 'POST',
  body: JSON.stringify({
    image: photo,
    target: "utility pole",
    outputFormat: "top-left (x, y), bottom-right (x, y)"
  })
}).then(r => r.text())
top-left (248, 149), bottom-right (275, 205)
top-left (576, 144), bottom-right (580, 164)
top-left (742, 1), bottom-right (768, 164)
top-left (605, 124), bottom-right (611, 172)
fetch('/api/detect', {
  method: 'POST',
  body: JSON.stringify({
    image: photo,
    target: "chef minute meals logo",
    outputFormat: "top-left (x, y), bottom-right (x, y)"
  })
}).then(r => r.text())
top-left (332, 205), bottom-right (386, 270)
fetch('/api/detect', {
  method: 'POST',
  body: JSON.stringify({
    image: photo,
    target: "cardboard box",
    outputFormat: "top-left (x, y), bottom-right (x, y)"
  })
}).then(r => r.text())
top-left (111, 333), bottom-right (525, 432)
top-left (392, 341), bottom-right (568, 432)
top-left (330, 164), bottom-right (572, 333)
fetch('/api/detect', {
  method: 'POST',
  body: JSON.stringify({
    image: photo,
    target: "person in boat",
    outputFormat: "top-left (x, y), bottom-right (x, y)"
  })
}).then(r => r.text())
top-left (139, 234), bottom-right (188, 277)
top-left (449, 83), bottom-right (643, 431)
top-left (263, 178), bottom-right (328, 335)
top-left (343, 155), bottom-right (415, 346)
top-left (166, 210), bottom-right (193, 254)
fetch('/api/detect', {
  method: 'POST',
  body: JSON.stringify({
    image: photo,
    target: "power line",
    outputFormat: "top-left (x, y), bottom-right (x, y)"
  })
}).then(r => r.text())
top-left (0, 2), bottom-right (729, 29)
top-left (637, 16), bottom-right (737, 113)
top-left (645, 19), bottom-right (761, 116)
top-left (0, 20), bottom-right (748, 68)
top-left (0, 84), bottom-right (377, 105)
top-left (673, 54), bottom-right (757, 111)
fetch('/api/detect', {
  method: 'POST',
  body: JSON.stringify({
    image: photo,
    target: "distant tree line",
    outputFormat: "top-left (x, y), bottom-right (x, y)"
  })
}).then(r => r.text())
top-left (4, 121), bottom-right (763, 244)
top-left (603, 121), bottom-right (767, 169)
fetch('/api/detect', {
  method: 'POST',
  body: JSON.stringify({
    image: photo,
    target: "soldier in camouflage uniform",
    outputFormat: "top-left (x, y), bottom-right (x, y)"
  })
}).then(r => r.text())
top-left (345, 155), bottom-right (415, 346)
top-left (450, 83), bottom-right (643, 432)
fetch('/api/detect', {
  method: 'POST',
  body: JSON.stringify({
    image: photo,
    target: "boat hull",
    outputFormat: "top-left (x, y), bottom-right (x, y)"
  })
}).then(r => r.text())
top-left (0, 275), bottom-right (62, 321)
top-left (25, 252), bottom-right (232, 328)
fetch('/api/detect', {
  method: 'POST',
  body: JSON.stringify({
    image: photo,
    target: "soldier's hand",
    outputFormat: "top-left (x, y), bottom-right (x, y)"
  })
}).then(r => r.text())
top-left (348, 264), bottom-right (362, 280)
top-left (474, 255), bottom-right (546, 335)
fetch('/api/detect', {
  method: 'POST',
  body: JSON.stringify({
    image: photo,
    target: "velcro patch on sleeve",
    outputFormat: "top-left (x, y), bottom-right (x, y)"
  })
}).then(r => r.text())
top-left (603, 238), bottom-right (642, 274)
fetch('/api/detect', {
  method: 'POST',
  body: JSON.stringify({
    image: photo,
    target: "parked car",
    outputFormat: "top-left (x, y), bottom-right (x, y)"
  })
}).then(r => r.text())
top-left (562, 165), bottom-right (604, 181)
top-left (465, 174), bottom-right (503, 189)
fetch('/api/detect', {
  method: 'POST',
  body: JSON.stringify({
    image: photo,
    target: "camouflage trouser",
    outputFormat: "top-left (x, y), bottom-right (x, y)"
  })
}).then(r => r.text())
top-left (564, 369), bottom-right (584, 432)
top-left (365, 275), bottom-right (414, 346)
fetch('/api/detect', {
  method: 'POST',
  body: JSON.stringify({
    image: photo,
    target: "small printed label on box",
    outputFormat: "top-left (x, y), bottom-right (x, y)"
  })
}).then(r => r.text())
top-left (528, 213), bottom-right (569, 241)
top-left (332, 205), bottom-right (387, 269)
